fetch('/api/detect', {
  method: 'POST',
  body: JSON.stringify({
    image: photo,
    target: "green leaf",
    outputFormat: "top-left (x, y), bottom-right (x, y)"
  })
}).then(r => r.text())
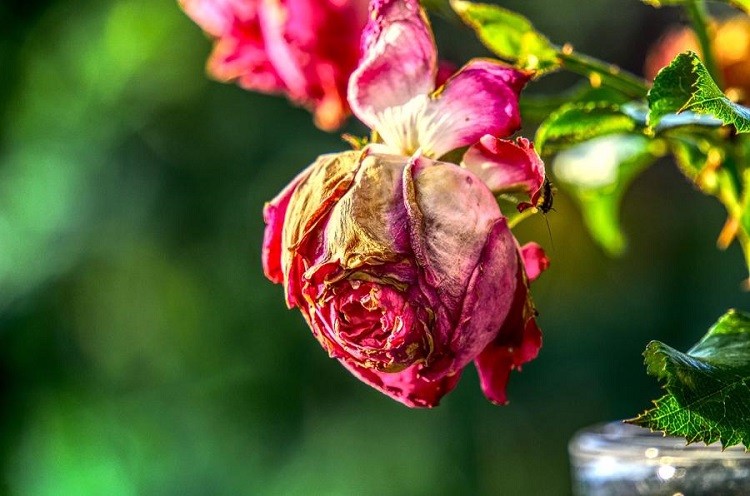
top-left (521, 84), bottom-right (632, 125)
top-left (648, 51), bottom-right (750, 132)
top-left (667, 132), bottom-right (723, 194)
top-left (452, 1), bottom-right (649, 98)
top-left (642, 0), bottom-right (750, 14)
top-left (450, 0), bottom-right (560, 73)
top-left (731, 0), bottom-right (750, 13)
top-left (536, 103), bottom-right (639, 156)
top-left (552, 134), bottom-right (664, 255)
top-left (630, 309), bottom-right (750, 449)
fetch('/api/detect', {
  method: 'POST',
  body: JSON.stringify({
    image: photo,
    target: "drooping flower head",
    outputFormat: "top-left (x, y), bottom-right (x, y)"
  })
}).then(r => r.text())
top-left (179, 0), bottom-right (369, 130)
top-left (262, 0), bottom-right (549, 407)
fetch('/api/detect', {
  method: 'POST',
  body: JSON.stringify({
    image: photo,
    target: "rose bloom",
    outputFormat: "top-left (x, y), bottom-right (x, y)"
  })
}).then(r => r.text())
top-left (645, 16), bottom-right (750, 103)
top-left (262, 0), bottom-right (549, 407)
top-left (179, 0), bottom-right (368, 130)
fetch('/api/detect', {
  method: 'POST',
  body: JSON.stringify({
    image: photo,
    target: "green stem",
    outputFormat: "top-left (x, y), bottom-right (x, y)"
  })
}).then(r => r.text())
top-left (736, 229), bottom-right (750, 286)
top-left (557, 50), bottom-right (649, 100)
top-left (507, 207), bottom-right (538, 229)
top-left (685, 0), bottom-right (723, 89)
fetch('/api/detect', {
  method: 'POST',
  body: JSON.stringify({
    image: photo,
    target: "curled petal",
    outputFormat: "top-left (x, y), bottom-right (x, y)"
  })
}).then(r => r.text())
top-left (281, 151), bottom-right (364, 306)
top-left (441, 219), bottom-right (518, 377)
top-left (320, 152), bottom-right (412, 272)
top-left (462, 135), bottom-right (545, 200)
top-left (417, 60), bottom-right (530, 158)
top-left (474, 261), bottom-right (542, 405)
top-left (262, 166), bottom-right (313, 285)
top-left (519, 243), bottom-right (549, 282)
top-left (341, 360), bottom-right (462, 408)
top-left (348, 0), bottom-right (437, 147)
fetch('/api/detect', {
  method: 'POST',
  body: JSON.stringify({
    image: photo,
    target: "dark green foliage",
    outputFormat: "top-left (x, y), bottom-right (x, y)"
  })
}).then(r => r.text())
top-left (648, 52), bottom-right (750, 132)
top-left (631, 310), bottom-right (750, 449)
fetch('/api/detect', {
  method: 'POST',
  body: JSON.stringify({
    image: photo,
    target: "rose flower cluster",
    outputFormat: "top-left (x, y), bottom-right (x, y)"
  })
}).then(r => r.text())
top-left (182, 0), bottom-right (550, 407)
top-left (179, 0), bottom-right (369, 130)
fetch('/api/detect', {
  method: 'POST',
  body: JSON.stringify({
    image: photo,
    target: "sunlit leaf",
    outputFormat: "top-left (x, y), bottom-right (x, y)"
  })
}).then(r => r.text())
top-left (536, 103), bottom-right (639, 156)
top-left (648, 51), bottom-right (750, 132)
top-left (552, 134), bottom-right (664, 255)
top-left (630, 309), bottom-right (750, 449)
top-left (623, 102), bottom-right (723, 131)
top-left (450, 0), bottom-right (560, 73)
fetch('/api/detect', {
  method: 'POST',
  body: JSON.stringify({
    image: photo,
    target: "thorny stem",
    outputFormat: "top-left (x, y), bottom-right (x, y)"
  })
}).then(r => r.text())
top-left (433, 1), bottom-right (650, 99)
top-left (557, 47), bottom-right (650, 100)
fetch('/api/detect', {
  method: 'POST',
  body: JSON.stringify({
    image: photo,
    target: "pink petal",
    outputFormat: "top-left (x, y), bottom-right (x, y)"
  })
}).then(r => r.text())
top-left (347, 0), bottom-right (437, 144)
top-left (403, 155), bottom-right (504, 316)
top-left (417, 59), bottom-right (530, 158)
top-left (179, 0), bottom-right (255, 37)
top-left (462, 135), bottom-right (545, 200)
top-left (183, 0), bottom-right (367, 131)
top-left (209, 38), bottom-right (286, 93)
top-left (340, 360), bottom-right (462, 408)
top-left (443, 219), bottom-right (519, 375)
top-left (519, 242), bottom-right (549, 282)
top-left (474, 262), bottom-right (542, 405)
top-left (181, 0), bottom-right (288, 93)
top-left (256, 0), bottom-right (308, 99)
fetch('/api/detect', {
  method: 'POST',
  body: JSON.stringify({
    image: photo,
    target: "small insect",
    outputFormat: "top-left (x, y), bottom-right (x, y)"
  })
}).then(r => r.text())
top-left (517, 178), bottom-right (555, 249)
top-left (537, 177), bottom-right (555, 214)
top-left (517, 178), bottom-right (555, 214)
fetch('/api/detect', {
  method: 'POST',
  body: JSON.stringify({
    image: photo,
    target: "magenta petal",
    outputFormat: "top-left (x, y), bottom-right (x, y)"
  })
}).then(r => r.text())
top-left (347, 0), bottom-right (437, 137)
top-left (447, 219), bottom-right (518, 373)
top-left (340, 360), bottom-right (462, 408)
top-left (474, 263), bottom-right (542, 405)
top-left (519, 242), bottom-right (549, 282)
top-left (462, 135), bottom-right (545, 200)
top-left (256, 0), bottom-right (308, 98)
top-left (417, 59), bottom-right (530, 158)
top-left (403, 155), bottom-right (504, 315)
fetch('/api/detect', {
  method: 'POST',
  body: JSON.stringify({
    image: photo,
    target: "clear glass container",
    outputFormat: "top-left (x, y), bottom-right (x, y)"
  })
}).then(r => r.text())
top-left (569, 421), bottom-right (750, 496)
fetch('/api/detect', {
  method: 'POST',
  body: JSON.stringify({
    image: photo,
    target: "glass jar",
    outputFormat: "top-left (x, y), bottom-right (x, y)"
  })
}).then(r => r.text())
top-left (569, 421), bottom-right (750, 496)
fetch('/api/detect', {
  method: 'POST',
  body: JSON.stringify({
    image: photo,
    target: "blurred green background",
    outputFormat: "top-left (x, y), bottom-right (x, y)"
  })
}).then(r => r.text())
top-left (1, 1), bottom-right (747, 495)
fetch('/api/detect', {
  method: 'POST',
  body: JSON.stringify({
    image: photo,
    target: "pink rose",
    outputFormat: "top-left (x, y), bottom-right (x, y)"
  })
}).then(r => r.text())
top-left (263, 150), bottom-right (546, 407)
top-left (262, 0), bottom-right (548, 407)
top-left (179, 0), bottom-right (368, 130)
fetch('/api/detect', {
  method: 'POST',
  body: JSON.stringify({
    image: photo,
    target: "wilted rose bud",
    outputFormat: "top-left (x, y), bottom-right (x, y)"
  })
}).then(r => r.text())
top-left (645, 16), bottom-right (750, 103)
top-left (263, 149), bottom-right (544, 407)
top-left (179, 0), bottom-right (368, 130)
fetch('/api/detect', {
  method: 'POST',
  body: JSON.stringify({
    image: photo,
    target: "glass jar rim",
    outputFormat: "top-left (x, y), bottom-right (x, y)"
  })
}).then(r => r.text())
top-left (569, 421), bottom-right (750, 462)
